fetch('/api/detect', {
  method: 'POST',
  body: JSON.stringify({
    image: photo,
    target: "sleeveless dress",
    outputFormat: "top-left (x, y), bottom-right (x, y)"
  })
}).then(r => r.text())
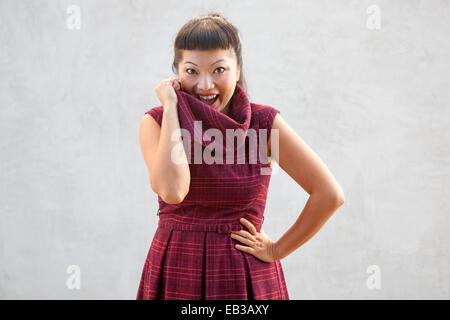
top-left (136, 83), bottom-right (289, 300)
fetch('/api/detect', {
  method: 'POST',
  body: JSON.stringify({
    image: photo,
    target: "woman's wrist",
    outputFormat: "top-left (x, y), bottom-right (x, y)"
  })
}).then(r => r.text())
top-left (272, 240), bottom-right (282, 262)
top-left (163, 100), bottom-right (178, 113)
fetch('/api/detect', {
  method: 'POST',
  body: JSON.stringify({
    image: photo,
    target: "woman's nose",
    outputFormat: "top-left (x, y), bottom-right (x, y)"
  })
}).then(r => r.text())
top-left (197, 74), bottom-right (215, 90)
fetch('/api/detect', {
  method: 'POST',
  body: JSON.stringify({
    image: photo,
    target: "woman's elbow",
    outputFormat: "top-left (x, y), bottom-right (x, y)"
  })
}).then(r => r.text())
top-left (157, 186), bottom-right (189, 205)
top-left (332, 186), bottom-right (345, 206)
top-left (162, 192), bottom-right (186, 204)
top-left (315, 185), bottom-right (345, 207)
top-left (336, 192), bottom-right (345, 206)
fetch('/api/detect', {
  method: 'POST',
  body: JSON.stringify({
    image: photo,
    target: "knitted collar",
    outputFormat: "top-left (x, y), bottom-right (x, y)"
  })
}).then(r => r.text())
top-left (174, 83), bottom-right (251, 151)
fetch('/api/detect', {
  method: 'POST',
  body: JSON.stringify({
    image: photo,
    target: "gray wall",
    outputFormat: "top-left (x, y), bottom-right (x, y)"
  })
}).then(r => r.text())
top-left (1, 0), bottom-right (449, 299)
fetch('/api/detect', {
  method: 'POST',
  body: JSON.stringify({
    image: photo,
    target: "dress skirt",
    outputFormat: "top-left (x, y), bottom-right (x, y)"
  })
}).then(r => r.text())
top-left (136, 219), bottom-right (289, 300)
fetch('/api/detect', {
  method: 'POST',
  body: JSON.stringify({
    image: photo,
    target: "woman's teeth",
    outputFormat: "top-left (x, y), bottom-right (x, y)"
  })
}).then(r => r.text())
top-left (198, 95), bottom-right (218, 106)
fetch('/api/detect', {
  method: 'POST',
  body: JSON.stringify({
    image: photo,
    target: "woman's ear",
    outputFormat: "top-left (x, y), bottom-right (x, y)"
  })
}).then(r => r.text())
top-left (177, 78), bottom-right (183, 91)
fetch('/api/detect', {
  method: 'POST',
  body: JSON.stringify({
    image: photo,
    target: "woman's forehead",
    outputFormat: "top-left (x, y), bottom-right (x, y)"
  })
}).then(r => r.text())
top-left (181, 48), bottom-right (235, 63)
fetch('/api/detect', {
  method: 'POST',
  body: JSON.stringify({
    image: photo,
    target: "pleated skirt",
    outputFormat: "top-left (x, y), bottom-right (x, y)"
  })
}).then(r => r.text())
top-left (136, 220), bottom-right (289, 300)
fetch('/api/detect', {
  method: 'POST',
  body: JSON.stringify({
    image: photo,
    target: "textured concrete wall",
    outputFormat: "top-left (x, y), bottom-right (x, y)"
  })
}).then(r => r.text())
top-left (0, 0), bottom-right (449, 299)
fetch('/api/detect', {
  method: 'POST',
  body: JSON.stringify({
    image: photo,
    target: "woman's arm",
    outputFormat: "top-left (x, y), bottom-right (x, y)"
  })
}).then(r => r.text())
top-left (270, 113), bottom-right (345, 260)
top-left (139, 102), bottom-right (191, 204)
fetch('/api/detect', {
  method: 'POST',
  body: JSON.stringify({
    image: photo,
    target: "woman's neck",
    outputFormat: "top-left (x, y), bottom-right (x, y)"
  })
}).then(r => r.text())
top-left (220, 97), bottom-right (234, 119)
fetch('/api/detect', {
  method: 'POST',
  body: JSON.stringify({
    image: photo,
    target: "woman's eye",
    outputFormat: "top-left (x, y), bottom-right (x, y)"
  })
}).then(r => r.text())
top-left (186, 67), bottom-right (225, 75)
top-left (215, 67), bottom-right (226, 73)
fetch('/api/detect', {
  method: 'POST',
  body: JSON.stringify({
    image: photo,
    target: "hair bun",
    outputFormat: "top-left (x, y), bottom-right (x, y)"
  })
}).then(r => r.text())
top-left (205, 12), bottom-right (225, 19)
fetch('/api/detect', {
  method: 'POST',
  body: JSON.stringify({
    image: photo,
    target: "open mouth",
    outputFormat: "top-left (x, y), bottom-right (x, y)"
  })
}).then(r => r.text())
top-left (197, 94), bottom-right (220, 107)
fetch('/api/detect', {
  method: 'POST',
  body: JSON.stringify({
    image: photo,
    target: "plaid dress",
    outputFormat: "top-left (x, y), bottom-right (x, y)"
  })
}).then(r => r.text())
top-left (136, 83), bottom-right (289, 300)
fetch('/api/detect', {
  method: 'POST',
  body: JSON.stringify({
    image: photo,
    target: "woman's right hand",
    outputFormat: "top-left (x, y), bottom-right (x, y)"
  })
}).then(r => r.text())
top-left (155, 77), bottom-right (181, 108)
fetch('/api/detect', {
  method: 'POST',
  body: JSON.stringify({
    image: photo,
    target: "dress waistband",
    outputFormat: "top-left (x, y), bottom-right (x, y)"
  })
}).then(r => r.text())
top-left (157, 219), bottom-right (262, 234)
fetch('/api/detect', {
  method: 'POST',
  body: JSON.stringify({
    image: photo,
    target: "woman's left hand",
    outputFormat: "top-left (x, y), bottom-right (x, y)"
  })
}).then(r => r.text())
top-left (230, 218), bottom-right (278, 263)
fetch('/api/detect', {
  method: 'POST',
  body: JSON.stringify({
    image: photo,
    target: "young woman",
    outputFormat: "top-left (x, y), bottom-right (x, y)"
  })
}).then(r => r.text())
top-left (137, 12), bottom-right (345, 300)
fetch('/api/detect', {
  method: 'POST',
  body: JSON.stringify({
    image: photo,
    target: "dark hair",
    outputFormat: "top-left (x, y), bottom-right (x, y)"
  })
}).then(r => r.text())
top-left (171, 12), bottom-right (248, 94)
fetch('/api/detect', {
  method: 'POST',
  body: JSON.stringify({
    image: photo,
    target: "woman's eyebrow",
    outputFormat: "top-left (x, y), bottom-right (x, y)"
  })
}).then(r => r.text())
top-left (184, 59), bottom-right (226, 66)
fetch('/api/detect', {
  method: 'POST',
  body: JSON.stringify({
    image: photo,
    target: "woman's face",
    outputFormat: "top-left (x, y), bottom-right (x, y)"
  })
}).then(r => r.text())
top-left (178, 48), bottom-right (240, 116)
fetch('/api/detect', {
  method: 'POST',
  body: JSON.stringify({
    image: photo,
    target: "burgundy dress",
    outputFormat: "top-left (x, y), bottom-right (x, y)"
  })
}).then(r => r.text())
top-left (136, 83), bottom-right (289, 300)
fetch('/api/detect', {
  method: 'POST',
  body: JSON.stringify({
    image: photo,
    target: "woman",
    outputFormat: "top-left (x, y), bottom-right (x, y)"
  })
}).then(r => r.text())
top-left (137, 12), bottom-right (345, 300)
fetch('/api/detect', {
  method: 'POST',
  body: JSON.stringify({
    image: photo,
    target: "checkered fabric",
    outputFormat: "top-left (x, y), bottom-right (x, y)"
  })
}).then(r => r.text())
top-left (136, 83), bottom-right (289, 300)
